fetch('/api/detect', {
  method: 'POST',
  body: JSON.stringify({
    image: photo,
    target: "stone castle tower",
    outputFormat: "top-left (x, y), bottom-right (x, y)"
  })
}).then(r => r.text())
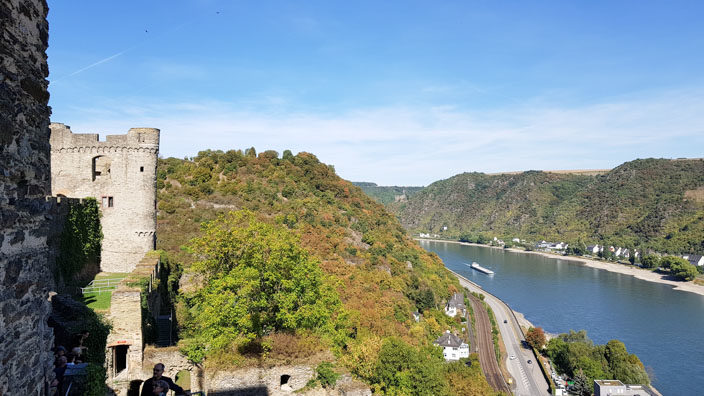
top-left (49, 123), bottom-right (160, 273)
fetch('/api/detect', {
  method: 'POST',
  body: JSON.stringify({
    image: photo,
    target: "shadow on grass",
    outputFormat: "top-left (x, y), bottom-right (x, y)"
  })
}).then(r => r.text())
top-left (80, 292), bottom-right (112, 310)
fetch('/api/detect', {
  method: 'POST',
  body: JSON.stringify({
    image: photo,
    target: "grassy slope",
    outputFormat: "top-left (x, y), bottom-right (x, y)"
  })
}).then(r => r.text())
top-left (394, 158), bottom-right (704, 253)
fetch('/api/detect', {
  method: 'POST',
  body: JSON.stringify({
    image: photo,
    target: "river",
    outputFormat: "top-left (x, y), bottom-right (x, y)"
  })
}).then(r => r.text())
top-left (419, 240), bottom-right (704, 396)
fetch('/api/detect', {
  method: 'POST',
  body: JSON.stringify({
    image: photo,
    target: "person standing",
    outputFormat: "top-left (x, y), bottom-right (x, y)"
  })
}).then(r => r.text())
top-left (140, 363), bottom-right (189, 396)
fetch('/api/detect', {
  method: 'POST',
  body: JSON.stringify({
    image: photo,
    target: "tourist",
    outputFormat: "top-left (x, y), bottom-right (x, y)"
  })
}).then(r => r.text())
top-left (140, 363), bottom-right (189, 396)
top-left (51, 356), bottom-right (68, 393)
top-left (53, 346), bottom-right (66, 366)
top-left (71, 346), bottom-right (83, 363)
top-left (72, 330), bottom-right (90, 359)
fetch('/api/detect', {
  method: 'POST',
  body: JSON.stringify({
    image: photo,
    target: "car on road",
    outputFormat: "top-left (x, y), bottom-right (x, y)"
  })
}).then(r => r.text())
top-left (527, 360), bottom-right (532, 364)
top-left (503, 319), bottom-right (508, 323)
top-left (509, 355), bottom-right (516, 360)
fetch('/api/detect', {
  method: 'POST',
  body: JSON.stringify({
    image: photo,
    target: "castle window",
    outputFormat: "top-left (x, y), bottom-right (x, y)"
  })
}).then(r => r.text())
top-left (140, 166), bottom-right (144, 172)
top-left (92, 156), bottom-right (111, 181)
top-left (101, 196), bottom-right (114, 208)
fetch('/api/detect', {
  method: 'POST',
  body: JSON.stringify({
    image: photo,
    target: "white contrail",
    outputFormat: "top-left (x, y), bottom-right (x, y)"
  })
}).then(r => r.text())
top-left (52, 19), bottom-right (196, 83)
top-left (65, 48), bottom-right (133, 78)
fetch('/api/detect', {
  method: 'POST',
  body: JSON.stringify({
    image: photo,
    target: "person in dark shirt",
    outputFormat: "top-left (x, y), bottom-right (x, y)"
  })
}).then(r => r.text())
top-left (140, 363), bottom-right (189, 396)
top-left (51, 356), bottom-right (68, 393)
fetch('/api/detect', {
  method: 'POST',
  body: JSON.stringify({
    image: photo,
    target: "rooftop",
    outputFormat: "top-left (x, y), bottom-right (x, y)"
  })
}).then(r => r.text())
top-left (434, 331), bottom-right (465, 348)
top-left (595, 380), bottom-right (624, 387)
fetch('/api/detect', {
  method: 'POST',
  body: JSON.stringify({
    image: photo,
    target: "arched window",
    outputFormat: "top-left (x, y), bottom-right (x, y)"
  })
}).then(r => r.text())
top-left (92, 155), bottom-right (111, 181)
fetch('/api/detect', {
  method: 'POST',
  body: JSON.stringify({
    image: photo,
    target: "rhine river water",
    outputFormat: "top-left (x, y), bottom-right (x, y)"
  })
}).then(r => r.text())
top-left (419, 240), bottom-right (704, 396)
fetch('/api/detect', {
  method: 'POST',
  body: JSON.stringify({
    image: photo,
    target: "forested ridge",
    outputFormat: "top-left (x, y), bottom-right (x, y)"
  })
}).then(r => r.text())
top-left (394, 158), bottom-right (704, 254)
top-left (351, 182), bottom-right (424, 205)
top-left (156, 148), bottom-right (499, 395)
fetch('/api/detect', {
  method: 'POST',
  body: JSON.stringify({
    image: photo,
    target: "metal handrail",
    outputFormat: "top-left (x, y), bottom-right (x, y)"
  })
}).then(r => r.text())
top-left (89, 277), bottom-right (125, 286)
top-left (80, 277), bottom-right (127, 295)
top-left (81, 285), bottom-right (119, 294)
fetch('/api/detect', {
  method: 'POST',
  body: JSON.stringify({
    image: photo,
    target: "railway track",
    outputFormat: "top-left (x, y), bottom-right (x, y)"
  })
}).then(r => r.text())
top-left (469, 294), bottom-right (512, 394)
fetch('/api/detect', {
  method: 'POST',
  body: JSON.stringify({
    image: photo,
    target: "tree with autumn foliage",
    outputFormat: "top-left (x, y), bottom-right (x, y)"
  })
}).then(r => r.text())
top-left (525, 327), bottom-right (547, 350)
top-left (180, 210), bottom-right (343, 362)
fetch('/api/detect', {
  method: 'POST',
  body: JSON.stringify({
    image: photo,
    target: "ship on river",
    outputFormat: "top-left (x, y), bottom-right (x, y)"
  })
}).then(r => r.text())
top-left (468, 261), bottom-right (494, 275)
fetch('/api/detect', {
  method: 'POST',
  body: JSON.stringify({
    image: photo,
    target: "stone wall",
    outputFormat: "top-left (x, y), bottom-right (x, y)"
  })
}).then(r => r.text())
top-left (106, 254), bottom-right (162, 392)
top-left (49, 123), bottom-right (160, 273)
top-left (140, 347), bottom-right (371, 396)
top-left (0, 0), bottom-right (54, 393)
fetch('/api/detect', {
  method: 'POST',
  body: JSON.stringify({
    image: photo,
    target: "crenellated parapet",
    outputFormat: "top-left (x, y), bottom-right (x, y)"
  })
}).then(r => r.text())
top-left (50, 123), bottom-right (159, 150)
top-left (52, 146), bottom-right (159, 154)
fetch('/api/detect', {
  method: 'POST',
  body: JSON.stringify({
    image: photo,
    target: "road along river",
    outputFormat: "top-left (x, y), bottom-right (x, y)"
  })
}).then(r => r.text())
top-left (456, 270), bottom-right (550, 395)
top-left (420, 240), bottom-right (703, 396)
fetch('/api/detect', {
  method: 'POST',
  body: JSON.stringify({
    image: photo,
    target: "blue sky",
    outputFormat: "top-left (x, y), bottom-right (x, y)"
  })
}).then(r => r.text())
top-left (47, 1), bottom-right (704, 185)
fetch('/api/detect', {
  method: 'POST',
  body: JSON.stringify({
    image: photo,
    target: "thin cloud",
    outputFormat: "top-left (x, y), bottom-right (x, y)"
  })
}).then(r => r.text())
top-left (55, 88), bottom-right (704, 185)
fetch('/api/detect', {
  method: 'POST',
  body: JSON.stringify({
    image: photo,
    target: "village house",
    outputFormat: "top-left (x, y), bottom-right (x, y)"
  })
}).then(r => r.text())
top-left (586, 245), bottom-right (601, 255)
top-left (444, 293), bottom-right (466, 318)
top-left (683, 254), bottom-right (704, 266)
top-left (434, 331), bottom-right (470, 361)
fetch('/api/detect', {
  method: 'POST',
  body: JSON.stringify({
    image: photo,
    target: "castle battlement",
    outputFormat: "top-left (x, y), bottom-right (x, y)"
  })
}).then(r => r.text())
top-left (50, 123), bottom-right (159, 150)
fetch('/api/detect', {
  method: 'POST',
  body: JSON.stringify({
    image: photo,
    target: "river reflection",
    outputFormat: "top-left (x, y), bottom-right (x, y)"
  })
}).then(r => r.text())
top-left (420, 240), bottom-right (704, 396)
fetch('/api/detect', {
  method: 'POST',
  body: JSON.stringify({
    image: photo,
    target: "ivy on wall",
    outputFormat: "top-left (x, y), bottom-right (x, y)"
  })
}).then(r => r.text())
top-left (56, 198), bottom-right (103, 282)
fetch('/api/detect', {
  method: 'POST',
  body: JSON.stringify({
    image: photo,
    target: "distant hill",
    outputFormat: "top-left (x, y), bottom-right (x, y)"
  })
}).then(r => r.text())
top-left (394, 158), bottom-right (704, 254)
top-left (352, 182), bottom-right (424, 205)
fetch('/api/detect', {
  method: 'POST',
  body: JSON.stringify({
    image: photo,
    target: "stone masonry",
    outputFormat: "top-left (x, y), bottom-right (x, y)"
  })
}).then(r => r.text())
top-left (105, 254), bottom-right (163, 392)
top-left (0, 0), bottom-right (55, 393)
top-left (49, 123), bottom-right (160, 273)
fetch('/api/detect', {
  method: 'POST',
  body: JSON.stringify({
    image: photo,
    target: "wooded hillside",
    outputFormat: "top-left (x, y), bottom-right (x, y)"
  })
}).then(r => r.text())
top-left (351, 182), bottom-right (424, 205)
top-left (394, 158), bottom-right (704, 254)
top-left (156, 149), bottom-right (499, 395)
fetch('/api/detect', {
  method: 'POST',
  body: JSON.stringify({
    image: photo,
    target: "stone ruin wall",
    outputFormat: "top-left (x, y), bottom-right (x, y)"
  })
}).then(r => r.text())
top-left (0, 0), bottom-right (54, 393)
top-left (49, 123), bottom-right (160, 273)
top-left (141, 347), bottom-right (371, 396)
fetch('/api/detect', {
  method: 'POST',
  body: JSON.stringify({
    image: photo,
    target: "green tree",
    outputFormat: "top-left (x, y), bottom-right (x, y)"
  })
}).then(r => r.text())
top-left (670, 260), bottom-right (699, 281)
top-left (182, 210), bottom-right (342, 361)
top-left (640, 254), bottom-right (660, 269)
top-left (571, 369), bottom-right (591, 396)
top-left (604, 340), bottom-right (649, 385)
top-left (373, 338), bottom-right (447, 395)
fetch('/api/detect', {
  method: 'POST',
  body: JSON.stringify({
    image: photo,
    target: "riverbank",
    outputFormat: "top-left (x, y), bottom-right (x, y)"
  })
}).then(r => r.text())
top-left (419, 238), bottom-right (704, 297)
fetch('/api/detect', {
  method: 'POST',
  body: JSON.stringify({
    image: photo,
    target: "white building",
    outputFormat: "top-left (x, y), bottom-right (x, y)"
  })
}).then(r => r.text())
top-left (683, 254), bottom-right (704, 266)
top-left (586, 245), bottom-right (600, 254)
top-left (434, 331), bottom-right (470, 361)
top-left (594, 380), bottom-right (657, 396)
top-left (444, 293), bottom-right (466, 317)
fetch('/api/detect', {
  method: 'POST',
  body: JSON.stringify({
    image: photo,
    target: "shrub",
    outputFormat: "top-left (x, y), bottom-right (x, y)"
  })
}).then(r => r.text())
top-left (316, 361), bottom-right (339, 388)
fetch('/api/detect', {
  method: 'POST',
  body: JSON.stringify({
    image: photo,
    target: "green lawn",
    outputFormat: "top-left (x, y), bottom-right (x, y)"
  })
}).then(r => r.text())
top-left (81, 272), bottom-right (129, 311)
top-left (82, 292), bottom-right (113, 311)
